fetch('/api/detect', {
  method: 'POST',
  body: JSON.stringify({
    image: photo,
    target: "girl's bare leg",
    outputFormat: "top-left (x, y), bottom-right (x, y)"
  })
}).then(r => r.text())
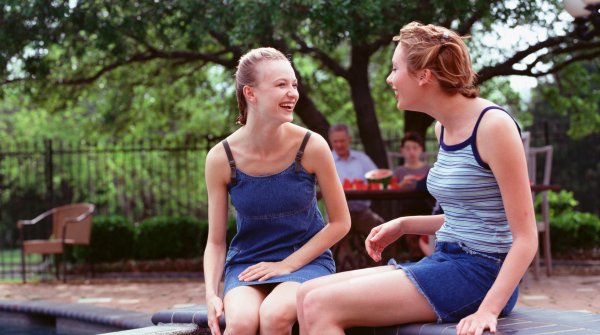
top-left (299, 267), bottom-right (436, 334)
top-left (223, 285), bottom-right (269, 335)
top-left (297, 265), bottom-right (394, 334)
top-left (259, 281), bottom-right (301, 335)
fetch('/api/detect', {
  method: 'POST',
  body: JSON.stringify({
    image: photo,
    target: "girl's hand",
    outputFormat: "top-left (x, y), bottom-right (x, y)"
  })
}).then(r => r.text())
top-left (365, 220), bottom-right (403, 262)
top-left (207, 296), bottom-right (224, 335)
top-left (456, 310), bottom-right (497, 335)
top-left (238, 261), bottom-right (293, 282)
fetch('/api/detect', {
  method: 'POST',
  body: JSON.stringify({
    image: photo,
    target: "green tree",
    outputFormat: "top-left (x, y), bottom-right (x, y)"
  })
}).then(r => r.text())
top-left (527, 60), bottom-right (600, 215)
top-left (1, 0), bottom-right (599, 167)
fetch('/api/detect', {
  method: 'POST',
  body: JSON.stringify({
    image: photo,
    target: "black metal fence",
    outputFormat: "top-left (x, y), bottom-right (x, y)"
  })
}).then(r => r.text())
top-left (0, 135), bottom-right (225, 280)
top-left (0, 128), bottom-right (597, 280)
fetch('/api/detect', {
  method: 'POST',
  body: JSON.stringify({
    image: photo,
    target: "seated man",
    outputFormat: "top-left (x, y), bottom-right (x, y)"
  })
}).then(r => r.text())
top-left (328, 124), bottom-right (384, 270)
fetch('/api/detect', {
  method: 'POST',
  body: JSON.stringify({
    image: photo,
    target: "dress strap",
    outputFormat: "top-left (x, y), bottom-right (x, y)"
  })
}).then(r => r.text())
top-left (295, 131), bottom-right (312, 174)
top-left (222, 140), bottom-right (237, 185)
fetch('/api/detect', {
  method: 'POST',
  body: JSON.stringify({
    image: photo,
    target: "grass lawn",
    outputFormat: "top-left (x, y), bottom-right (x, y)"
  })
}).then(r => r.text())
top-left (0, 248), bottom-right (41, 263)
top-left (0, 248), bottom-right (46, 282)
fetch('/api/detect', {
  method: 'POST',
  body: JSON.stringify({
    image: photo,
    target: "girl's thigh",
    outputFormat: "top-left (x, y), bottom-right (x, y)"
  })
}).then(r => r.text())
top-left (262, 281), bottom-right (301, 311)
top-left (301, 264), bottom-right (394, 292)
top-left (224, 285), bottom-right (270, 323)
top-left (307, 268), bottom-right (436, 328)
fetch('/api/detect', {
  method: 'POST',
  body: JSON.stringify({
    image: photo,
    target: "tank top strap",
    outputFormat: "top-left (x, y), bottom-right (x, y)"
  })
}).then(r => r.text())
top-left (440, 125), bottom-right (445, 145)
top-left (294, 131), bottom-right (312, 174)
top-left (471, 106), bottom-right (522, 169)
top-left (222, 140), bottom-right (237, 185)
top-left (472, 106), bottom-right (521, 138)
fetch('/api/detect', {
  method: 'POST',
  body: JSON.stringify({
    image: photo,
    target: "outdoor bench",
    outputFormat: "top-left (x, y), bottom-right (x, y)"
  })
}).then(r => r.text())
top-left (151, 305), bottom-right (600, 334)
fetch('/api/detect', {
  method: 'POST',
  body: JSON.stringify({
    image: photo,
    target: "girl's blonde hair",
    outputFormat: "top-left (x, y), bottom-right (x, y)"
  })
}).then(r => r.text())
top-left (235, 47), bottom-right (289, 125)
top-left (394, 22), bottom-right (478, 98)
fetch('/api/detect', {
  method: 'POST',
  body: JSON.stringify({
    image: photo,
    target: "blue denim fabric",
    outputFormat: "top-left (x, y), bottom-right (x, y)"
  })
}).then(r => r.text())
top-left (223, 163), bottom-right (335, 296)
top-left (389, 241), bottom-right (518, 323)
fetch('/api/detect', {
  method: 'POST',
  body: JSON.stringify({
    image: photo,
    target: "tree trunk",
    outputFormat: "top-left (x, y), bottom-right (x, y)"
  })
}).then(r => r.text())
top-left (349, 47), bottom-right (388, 168)
top-left (292, 67), bottom-right (330, 141)
top-left (295, 89), bottom-right (330, 140)
top-left (404, 111), bottom-right (435, 149)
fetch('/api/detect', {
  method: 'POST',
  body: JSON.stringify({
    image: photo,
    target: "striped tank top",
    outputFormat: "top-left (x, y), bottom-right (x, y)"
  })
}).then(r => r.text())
top-left (427, 106), bottom-right (520, 253)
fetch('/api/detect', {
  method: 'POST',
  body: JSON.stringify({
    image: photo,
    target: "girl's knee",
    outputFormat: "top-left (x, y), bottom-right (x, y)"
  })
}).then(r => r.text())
top-left (301, 288), bottom-right (333, 321)
top-left (297, 279), bottom-right (323, 303)
top-left (224, 314), bottom-right (259, 335)
top-left (259, 300), bottom-right (296, 331)
top-left (296, 281), bottom-right (312, 303)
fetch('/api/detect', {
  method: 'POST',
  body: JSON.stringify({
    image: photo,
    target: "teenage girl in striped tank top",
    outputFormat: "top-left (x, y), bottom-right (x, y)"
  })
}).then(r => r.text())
top-left (297, 22), bottom-right (538, 335)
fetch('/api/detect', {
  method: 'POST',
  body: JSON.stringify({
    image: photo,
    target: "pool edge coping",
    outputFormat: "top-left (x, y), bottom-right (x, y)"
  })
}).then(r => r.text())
top-left (0, 299), bottom-right (153, 330)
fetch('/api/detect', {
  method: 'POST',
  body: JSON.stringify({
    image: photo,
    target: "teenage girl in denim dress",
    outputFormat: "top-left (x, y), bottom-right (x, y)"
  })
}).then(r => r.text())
top-left (204, 47), bottom-right (350, 335)
top-left (298, 22), bottom-right (538, 335)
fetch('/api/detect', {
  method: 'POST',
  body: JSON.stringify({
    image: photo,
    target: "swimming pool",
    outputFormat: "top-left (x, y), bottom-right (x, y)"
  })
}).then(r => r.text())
top-left (0, 300), bottom-right (153, 334)
top-left (0, 322), bottom-right (63, 335)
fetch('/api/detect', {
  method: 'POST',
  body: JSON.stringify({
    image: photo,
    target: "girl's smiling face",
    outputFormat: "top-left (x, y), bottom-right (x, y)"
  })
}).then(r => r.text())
top-left (386, 44), bottom-right (423, 112)
top-left (248, 59), bottom-right (299, 123)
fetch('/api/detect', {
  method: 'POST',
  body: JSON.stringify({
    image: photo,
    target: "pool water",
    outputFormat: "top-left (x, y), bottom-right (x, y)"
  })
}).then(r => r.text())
top-left (0, 323), bottom-right (66, 335)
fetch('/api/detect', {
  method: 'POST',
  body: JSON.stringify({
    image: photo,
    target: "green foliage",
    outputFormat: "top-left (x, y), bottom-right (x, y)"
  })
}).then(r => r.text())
top-left (479, 77), bottom-right (530, 128)
top-left (72, 214), bottom-right (135, 263)
top-left (527, 83), bottom-right (600, 216)
top-left (2, 0), bottom-right (594, 145)
top-left (531, 60), bottom-right (600, 138)
top-left (0, 137), bottom-right (209, 226)
top-left (544, 191), bottom-right (600, 255)
top-left (0, 185), bottom-right (49, 233)
top-left (1, 1), bottom-right (598, 225)
top-left (135, 215), bottom-right (207, 260)
top-left (541, 191), bottom-right (579, 217)
top-left (551, 211), bottom-right (600, 254)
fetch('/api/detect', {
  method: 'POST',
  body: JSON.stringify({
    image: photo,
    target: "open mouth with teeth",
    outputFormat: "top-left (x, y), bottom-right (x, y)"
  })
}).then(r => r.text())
top-left (279, 103), bottom-right (295, 110)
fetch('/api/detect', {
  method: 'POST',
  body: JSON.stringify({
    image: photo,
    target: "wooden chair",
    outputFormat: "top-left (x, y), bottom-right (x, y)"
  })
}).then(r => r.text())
top-left (17, 203), bottom-right (95, 283)
top-left (527, 146), bottom-right (554, 279)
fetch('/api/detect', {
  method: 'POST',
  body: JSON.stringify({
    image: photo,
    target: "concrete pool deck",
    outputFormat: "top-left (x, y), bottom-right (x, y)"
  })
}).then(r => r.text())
top-left (1, 273), bottom-right (600, 315)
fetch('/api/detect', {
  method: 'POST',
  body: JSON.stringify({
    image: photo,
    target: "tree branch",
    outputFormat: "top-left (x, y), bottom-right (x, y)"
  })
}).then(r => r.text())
top-left (478, 47), bottom-right (600, 83)
top-left (540, 50), bottom-right (600, 76)
top-left (524, 40), bottom-right (600, 71)
top-left (477, 35), bottom-right (573, 83)
top-left (366, 34), bottom-right (395, 54)
top-left (56, 49), bottom-right (235, 85)
top-left (208, 30), bottom-right (244, 62)
top-left (457, 5), bottom-right (487, 35)
top-left (293, 35), bottom-right (350, 79)
top-left (2, 77), bottom-right (26, 85)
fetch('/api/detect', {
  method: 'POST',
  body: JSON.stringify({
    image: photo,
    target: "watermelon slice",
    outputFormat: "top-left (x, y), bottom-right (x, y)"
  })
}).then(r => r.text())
top-left (364, 169), bottom-right (393, 188)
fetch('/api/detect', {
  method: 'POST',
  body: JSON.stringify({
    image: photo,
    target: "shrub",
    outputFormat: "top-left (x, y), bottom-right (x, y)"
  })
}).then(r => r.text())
top-left (551, 211), bottom-right (600, 254)
top-left (72, 214), bottom-right (135, 263)
top-left (135, 216), bottom-right (207, 260)
top-left (543, 191), bottom-right (600, 256)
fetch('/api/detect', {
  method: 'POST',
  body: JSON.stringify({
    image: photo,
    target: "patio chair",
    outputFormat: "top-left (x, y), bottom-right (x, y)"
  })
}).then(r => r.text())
top-left (17, 203), bottom-right (95, 283)
top-left (527, 145), bottom-right (554, 279)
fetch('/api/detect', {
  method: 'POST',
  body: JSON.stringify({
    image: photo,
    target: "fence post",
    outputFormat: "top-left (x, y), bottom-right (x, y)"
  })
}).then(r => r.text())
top-left (44, 139), bottom-right (54, 207)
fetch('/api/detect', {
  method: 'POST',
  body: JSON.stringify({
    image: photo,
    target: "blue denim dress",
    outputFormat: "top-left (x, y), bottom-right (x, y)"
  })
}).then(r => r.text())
top-left (221, 132), bottom-right (335, 296)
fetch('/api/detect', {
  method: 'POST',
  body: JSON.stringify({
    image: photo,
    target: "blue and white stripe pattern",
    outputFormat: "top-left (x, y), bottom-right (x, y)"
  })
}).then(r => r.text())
top-left (427, 106), bottom-right (517, 254)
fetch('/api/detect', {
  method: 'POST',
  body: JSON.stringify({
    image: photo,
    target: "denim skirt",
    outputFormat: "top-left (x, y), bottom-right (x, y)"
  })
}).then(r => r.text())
top-left (389, 241), bottom-right (519, 323)
top-left (223, 257), bottom-right (335, 296)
